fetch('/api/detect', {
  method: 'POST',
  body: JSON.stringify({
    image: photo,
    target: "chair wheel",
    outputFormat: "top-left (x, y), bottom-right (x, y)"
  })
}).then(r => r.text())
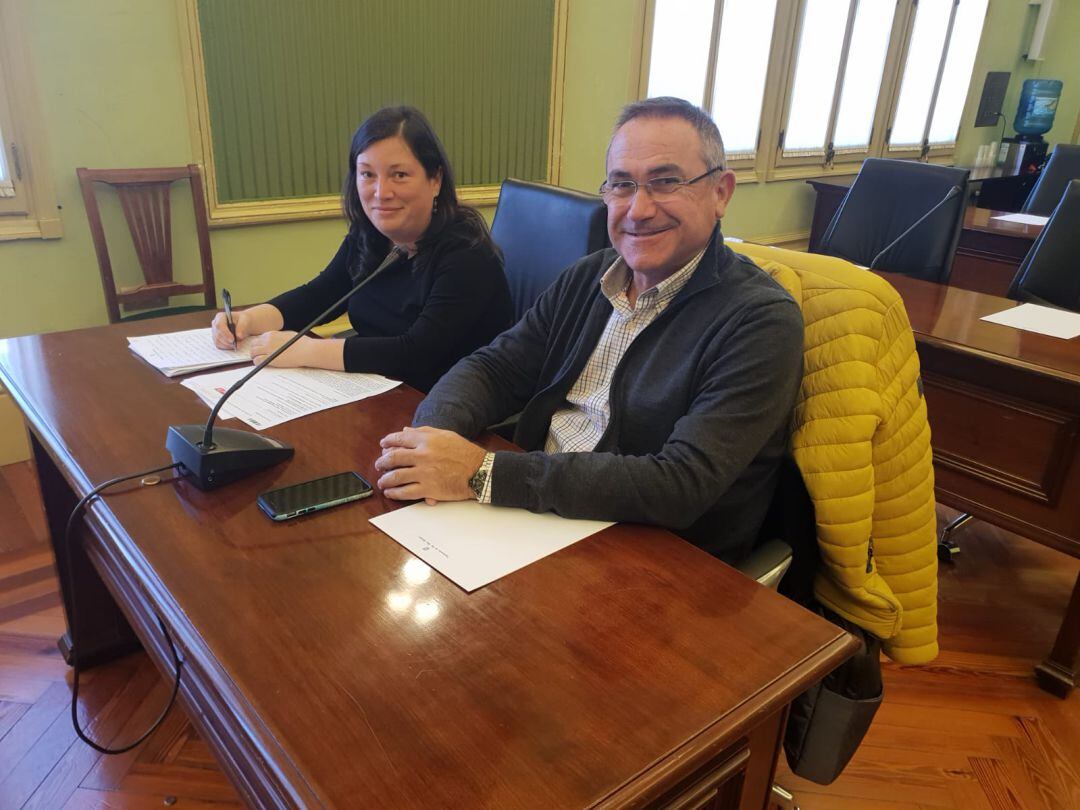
top-left (937, 539), bottom-right (960, 562)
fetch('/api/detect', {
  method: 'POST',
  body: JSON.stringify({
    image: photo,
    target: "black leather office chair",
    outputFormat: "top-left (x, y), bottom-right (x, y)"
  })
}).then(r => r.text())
top-left (1022, 144), bottom-right (1080, 217)
top-left (740, 457), bottom-right (818, 605)
top-left (1009, 180), bottom-right (1080, 311)
top-left (817, 159), bottom-right (969, 284)
top-left (490, 178), bottom-right (609, 320)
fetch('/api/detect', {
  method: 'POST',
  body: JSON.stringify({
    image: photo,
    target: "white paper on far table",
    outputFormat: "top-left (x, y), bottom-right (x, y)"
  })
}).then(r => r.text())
top-left (370, 500), bottom-right (614, 592)
top-left (981, 303), bottom-right (1080, 340)
top-left (990, 213), bottom-right (1050, 226)
top-left (180, 366), bottom-right (400, 428)
top-left (128, 328), bottom-right (252, 377)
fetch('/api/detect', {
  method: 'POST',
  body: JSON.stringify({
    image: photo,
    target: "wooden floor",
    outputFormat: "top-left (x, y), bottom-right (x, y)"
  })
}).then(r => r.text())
top-left (0, 460), bottom-right (1078, 809)
top-left (0, 462), bottom-right (241, 809)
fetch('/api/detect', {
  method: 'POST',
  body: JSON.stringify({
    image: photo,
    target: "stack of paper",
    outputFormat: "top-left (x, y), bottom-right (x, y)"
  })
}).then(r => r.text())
top-left (181, 365), bottom-right (401, 429)
top-left (128, 328), bottom-right (252, 377)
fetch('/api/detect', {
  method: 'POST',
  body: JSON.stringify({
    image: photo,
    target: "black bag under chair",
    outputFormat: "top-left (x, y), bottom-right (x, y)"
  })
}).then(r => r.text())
top-left (754, 458), bottom-right (885, 785)
top-left (782, 604), bottom-right (883, 784)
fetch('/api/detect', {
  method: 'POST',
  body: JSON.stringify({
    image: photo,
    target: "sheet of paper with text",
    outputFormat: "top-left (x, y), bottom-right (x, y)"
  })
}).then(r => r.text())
top-left (370, 500), bottom-right (614, 591)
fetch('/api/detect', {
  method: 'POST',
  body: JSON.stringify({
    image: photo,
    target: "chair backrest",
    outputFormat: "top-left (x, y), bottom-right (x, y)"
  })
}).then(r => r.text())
top-left (818, 158), bottom-right (969, 283)
top-left (1008, 179), bottom-right (1080, 311)
top-left (490, 178), bottom-right (609, 321)
top-left (748, 457), bottom-right (818, 601)
top-left (1022, 144), bottom-right (1080, 216)
top-left (77, 165), bottom-right (216, 323)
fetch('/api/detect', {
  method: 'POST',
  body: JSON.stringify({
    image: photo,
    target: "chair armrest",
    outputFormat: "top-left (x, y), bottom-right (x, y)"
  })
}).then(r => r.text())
top-left (735, 538), bottom-right (794, 590)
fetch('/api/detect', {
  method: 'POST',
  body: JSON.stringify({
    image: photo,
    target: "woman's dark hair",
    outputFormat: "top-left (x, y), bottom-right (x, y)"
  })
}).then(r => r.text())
top-left (342, 105), bottom-right (496, 276)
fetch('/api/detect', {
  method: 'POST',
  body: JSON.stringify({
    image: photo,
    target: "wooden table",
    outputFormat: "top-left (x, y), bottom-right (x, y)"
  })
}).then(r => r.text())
top-left (951, 207), bottom-right (1043, 297)
top-left (879, 274), bottom-right (1080, 698)
top-left (806, 179), bottom-right (1044, 298)
top-left (0, 313), bottom-right (856, 809)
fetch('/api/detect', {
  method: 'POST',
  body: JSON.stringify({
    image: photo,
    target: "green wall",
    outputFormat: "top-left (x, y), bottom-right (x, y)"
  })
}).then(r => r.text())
top-left (0, 0), bottom-right (355, 340)
top-left (1, 0), bottom-right (1078, 341)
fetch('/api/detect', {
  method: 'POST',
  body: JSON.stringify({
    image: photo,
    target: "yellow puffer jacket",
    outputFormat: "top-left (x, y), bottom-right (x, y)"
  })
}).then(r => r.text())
top-left (731, 242), bottom-right (938, 665)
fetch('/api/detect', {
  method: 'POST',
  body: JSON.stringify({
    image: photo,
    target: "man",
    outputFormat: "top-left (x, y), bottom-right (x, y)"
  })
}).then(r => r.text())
top-left (374, 97), bottom-right (803, 562)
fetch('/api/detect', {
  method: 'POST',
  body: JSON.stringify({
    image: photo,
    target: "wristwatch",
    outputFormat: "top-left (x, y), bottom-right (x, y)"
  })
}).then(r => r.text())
top-left (468, 452), bottom-right (495, 501)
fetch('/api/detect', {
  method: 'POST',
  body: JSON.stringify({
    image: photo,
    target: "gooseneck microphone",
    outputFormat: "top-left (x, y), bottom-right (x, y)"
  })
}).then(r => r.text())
top-left (869, 185), bottom-right (963, 270)
top-left (166, 246), bottom-right (407, 490)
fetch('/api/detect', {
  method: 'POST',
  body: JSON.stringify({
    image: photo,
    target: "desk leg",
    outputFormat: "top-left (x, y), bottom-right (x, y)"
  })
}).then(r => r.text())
top-left (1035, 570), bottom-right (1080, 699)
top-left (31, 433), bottom-right (141, 668)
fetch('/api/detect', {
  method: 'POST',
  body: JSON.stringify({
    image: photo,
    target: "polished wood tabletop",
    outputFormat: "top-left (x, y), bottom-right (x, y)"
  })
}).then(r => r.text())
top-left (961, 206), bottom-right (1045, 240)
top-left (0, 313), bottom-right (855, 808)
top-left (952, 208), bottom-right (1044, 297)
top-left (879, 272), bottom-right (1080, 383)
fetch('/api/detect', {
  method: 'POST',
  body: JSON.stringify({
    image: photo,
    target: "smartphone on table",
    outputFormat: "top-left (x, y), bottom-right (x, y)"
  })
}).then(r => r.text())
top-left (257, 471), bottom-right (373, 521)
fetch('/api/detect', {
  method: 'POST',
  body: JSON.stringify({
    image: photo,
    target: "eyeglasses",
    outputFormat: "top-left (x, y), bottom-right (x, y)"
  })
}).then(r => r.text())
top-left (599, 166), bottom-right (723, 201)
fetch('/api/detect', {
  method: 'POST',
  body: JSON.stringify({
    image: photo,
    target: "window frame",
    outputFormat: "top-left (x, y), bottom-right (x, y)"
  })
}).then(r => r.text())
top-left (770, 0), bottom-right (904, 174)
top-left (176, 0), bottom-right (569, 228)
top-left (883, 0), bottom-right (985, 161)
top-left (638, 0), bottom-right (990, 185)
top-left (0, 65), bottom-right (27, 215)
top-left (0, 0), bottom-right (61, 241)
top-left (637, 0), bottom-right (789, 183)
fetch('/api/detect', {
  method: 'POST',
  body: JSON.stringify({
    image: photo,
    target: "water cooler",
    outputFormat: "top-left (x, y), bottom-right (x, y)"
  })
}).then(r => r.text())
top-left (1001, 79), bottom-right (1063, 175)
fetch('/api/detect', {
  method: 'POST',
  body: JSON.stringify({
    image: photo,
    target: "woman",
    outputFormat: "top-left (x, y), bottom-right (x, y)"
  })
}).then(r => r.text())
top-left (211, 106), bottom-right (511, 392)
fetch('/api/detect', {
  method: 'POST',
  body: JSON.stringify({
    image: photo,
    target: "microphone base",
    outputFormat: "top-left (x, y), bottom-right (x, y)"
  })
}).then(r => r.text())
top-left (166, 425), bottom-right (293, 491)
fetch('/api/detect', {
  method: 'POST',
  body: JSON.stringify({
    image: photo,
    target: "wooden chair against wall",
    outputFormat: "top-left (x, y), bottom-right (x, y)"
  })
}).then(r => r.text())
top-left (76, 164), bottom-right (217, 323)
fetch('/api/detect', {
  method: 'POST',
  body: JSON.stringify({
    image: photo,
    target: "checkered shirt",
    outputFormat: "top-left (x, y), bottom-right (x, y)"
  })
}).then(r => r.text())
top-left (479, 249), bottom-right (705, 503)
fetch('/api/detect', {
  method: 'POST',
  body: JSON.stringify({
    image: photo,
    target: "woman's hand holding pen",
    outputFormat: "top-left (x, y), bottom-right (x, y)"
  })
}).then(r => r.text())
top-left (210, 302), bottom-right (345, 370)
top-left (210, 303), bottom-right (286, 350)
top-left (211, 310), bottom-right (253, 349)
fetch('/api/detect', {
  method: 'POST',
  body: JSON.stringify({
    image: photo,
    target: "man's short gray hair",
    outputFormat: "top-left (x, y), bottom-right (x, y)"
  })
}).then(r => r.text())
top-left (612, 96), bottom-right (727, 171)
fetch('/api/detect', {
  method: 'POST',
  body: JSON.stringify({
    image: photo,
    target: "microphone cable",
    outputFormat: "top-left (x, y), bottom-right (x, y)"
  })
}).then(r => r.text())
top-left (63, 461), bottom-right (185, 754)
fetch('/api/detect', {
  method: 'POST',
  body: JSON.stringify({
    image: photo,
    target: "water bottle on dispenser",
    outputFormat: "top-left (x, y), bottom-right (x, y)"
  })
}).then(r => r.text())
top-left (1003, 79), bottom-right (1063, 174)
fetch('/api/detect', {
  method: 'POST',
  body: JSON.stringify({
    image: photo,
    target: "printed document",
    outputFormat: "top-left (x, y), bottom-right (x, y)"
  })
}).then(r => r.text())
top-left (181, 366), bottom-right (400, 429)
top-left (370, 500), bottom-right (614, 591)
top-left (981, 303), bottom-right (1080, 340)
top-left (991, 213), bottom-right (1050, 226)
top-left (128, 328), bottom-right (251, 377)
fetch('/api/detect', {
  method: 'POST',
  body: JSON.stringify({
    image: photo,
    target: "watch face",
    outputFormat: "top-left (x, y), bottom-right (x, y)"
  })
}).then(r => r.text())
top-left (468, 468), bottom-right (488, 498)
top-left (468, 457), bottom-right (490, 499)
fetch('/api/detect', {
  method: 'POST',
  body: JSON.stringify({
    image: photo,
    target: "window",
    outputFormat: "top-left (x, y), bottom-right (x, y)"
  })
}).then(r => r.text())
top-left (0, 0), bottom-right (60, 240)
top-left (778, 0), bottom-right (895, 167)
top-left (0, 98), bottom-right (20, 204)
top-left (644, 0), bottom-right (780, 166)
top-left (640, 0), bottom-right (990, 181)
top-left (889, 0), bottom-right (990, 156)
top-left (179, 0), bottom-right (567, 227)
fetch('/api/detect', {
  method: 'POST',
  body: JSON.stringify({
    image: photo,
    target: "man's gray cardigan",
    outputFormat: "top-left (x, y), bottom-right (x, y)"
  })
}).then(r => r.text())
top-left (414, 229), bottom-right (804, 562)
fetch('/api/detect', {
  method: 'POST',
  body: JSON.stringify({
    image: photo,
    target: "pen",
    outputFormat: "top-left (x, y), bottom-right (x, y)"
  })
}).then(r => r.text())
top-left (222, 288), bottom-right (238, 348)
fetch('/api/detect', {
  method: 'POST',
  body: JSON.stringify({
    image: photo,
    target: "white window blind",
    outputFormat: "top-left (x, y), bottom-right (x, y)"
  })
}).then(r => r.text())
top-left (710, 0), bottom-right (778, 156)
top-left (832, 0), bottom-right (893, 150)
top-left (642, 0), bottom-right (992, 180)
top-left (783, 0), bottom-right (894, 158)
top-left (646, 0), bottom-right (713, 106)
top-left (784, 0), bottom-right (847, 154)
top-left (648, 0), bottom-right (779, 160)
top-left (890, 0), bottom-right (988, 150)
top-left (928, 0), bottom-right (989, 144)
top-left (0, 123), bottom-right (13, 198)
